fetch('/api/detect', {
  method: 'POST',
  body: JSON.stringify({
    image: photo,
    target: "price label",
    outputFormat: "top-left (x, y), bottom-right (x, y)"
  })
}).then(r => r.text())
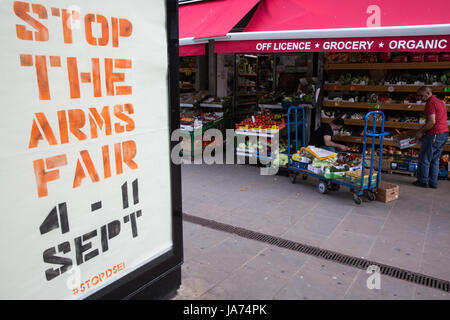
top-left (388, 86), bottom-right (395, 92)
top-left (251, 116), bottom-right (255, 123)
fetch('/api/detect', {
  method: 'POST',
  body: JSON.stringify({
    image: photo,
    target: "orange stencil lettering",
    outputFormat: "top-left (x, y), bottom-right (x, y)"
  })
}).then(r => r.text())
top-left (28, 113), bottom-right (58, 148)
top-left (14, 1), bottom-right (49, 41)
top-left (73, 150), bottom-right (100, 188)
top-left (57, 110), bottom-right (69, 144)
top-left (61, 8), bottom-right (80, 44)
top-left (114, 142), bottom-right (123, 175)
top-left (105, 58), bottom-right (131, 96)
top-left (102, 145), bottom-right (111, 179)
top-left (122, 140), bottom-right (138, 170)
top-left (67, 57), bottom-right (80, 99)
top-left (35, 55), bottom-right (50, 100)
top-left (67, 57), bottom-right (102, 99)
top-left (114, 103), bottom-right (135, 133)
top-left (91, 58), bottom-right (102, 97)
top-left (33, 154), bottom-right (67, 197)
top-left (111, 18), bottom-right (132, 48)
top-left (88, 106), bottom-right (112, 138)
top-left (85, 14), bottom-right (109, 46)
top-left (68, 109), bottom-right (87, 140)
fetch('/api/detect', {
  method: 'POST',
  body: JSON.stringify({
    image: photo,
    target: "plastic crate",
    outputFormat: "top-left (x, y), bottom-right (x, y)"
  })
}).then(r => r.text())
top-left (291, 161), bottom-right (308, 169)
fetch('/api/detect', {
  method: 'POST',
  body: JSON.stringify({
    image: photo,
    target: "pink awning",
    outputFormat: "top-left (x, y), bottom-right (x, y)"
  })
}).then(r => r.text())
top-left (179, 0), bottom-right (260, 39)
top-left (215, 0), bottom-right (450, 53)
top-left (179, 44), bottom-right (206, 56)
top-left (244, 0), bottom-right (450, 32)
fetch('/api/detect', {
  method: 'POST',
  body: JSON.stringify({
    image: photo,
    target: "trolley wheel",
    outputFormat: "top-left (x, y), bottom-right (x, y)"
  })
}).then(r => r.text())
top-left (353, 194), bottom-right (362, 205)
top-left (318, 180), bottom-right (328, 194)
top-left (367, 190), bottom-right (376, 201)
top-left (290, 173), bottom-right (298, 184)
top-left (330, 183), bottom-right (340, 191)
top-left (302, 174), bottom-right (308, 180)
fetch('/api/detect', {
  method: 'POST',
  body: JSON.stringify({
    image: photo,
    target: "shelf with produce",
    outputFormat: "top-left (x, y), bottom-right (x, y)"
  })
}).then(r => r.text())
top-left (180, 103), bottom-right (195, 108)
top-left (239, 73), bottom-right (257, 77)
top-left (238, 93), bottom-right (258, 97)
top-left (199, 103), bottom-right (226, 109)
top-left (323, 83), bottom-right (450, 93)
top-left (322, 100), bottom-right (450, 112)
top-left (332, 135), bottom-right (450, 152)
top-left (179, 68), bottom-right (196, 73)
top-left (324, 62), bottom-right (450, 70)
top-left (238, 101), bottom-right (258, 106)
top-left (321, 117), bottom-right (426, 130)
top-left (258, 104), bottom-right (283, 110)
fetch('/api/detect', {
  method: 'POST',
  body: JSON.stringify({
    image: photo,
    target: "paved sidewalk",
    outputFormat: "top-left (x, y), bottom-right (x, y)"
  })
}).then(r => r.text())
top-left (173, 163), bottom-right (450, 300)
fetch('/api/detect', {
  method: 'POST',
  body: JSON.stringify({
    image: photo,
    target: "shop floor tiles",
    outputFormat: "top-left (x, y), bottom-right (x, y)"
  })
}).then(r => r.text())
top-left (176, 163), bottom-right (450, 300)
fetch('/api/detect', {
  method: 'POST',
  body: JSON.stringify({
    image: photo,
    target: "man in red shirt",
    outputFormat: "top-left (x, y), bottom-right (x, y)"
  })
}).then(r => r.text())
top-left (414, 86), bottom-right (449, 188)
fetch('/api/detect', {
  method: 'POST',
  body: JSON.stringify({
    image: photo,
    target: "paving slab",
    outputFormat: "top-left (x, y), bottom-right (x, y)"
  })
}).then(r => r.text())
top-left (205, 266), bottom-right (290, 300)
top-left (413, 285), bottom-right (450, 300)
top-left (183, 223), bottom-right (231, 262)
top-left (323, 229), bottom-right (376, 258)
top-left (274, 257), bottom-right (358, 300)
top-left (368, 233), bottom-right (425, 272)
top-left (336, 212), bottom-right (386, 237)
top-left (192, 235), bottom-right (268, 273)
top-left (178, 259), bottom-right (230, 299)
top-left (344, 270), bottom-right (416, 300)
top-left (243, 246), bottom-right (309, 279)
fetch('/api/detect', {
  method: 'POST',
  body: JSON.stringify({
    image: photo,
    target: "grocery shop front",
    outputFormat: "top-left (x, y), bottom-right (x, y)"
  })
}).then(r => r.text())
top-left (179, 0), bottom-right (450, 183)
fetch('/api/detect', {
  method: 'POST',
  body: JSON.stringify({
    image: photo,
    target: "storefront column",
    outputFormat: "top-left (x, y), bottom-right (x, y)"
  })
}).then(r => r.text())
top-left (208, 40), bottom-right (217, 96)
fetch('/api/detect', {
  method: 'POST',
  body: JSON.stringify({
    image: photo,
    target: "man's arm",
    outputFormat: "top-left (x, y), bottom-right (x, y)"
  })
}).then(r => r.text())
top-left (324, 135), bottom-right (348, 151)
top-left (416, 114), bottom-right (436, 139)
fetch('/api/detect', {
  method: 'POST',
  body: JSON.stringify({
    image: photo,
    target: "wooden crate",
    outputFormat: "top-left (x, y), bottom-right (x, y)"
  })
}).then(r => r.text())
top-left (376, 181), bottom-right (399, 203)
top-left (367, 155), bottom-right (393, 172)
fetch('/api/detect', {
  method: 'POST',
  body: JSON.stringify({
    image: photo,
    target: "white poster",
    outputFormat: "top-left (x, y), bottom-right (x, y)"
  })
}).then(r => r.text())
top-left (0, 0), bottom-right (173, 299)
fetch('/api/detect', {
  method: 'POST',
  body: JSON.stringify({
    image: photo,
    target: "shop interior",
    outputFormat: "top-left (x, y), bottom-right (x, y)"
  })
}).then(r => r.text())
top-left (178, 49), bottom-right (450, 201)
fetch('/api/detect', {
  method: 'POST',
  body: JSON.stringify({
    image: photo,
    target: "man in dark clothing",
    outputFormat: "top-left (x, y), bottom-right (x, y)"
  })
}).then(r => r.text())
top-left (309, 118), bottom-right (348, 152)
top-left (413, 86), bottom-right (449, 189)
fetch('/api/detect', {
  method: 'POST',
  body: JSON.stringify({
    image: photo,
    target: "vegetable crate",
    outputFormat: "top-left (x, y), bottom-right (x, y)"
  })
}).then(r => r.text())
top-left (287, 106), bottom-right (388, 205)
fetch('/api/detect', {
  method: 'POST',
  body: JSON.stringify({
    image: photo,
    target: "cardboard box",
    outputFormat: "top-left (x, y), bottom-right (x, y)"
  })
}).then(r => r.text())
top-left (393, 130), bottom-right (419, 149)
top-left (376, 181), bottom-right (399, 203)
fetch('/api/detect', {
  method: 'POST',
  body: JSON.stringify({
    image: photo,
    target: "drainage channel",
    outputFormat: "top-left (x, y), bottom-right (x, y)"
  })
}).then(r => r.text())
top-left (183, 213), bottom-right (450, 293)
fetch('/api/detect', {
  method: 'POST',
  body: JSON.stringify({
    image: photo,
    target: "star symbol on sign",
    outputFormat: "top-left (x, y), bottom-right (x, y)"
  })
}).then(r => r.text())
top-left (315, 43), bottom-right (320, 48)
top-left (379, 42), bottom-right (384, 48)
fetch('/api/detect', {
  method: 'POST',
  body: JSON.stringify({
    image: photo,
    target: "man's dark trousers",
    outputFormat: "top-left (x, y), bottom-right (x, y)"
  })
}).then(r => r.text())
top-left (417, 132), bottom-right (449, 187)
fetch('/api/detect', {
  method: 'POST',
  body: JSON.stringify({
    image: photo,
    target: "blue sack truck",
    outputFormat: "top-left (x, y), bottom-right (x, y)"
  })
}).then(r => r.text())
top-left (286, 105), bottom-right (388, 205)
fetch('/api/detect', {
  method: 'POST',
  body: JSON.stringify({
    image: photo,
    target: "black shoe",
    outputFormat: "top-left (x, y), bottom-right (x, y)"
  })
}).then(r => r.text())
top-left (413, 181), bottom-right (428, 188)
top-left (429, 184), bottom-right (438, 189)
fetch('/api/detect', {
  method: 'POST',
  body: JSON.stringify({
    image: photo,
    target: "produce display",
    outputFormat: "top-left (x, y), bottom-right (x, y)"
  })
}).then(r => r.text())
top-left (323, 52), bottom-right (450, 157)
top-left (180, 91), bottom-right (209, 105)
top-left (235, 111), bottom-right (286, 131)
top-left (290, 147), bottom-right (366, 183)
top-left (201, 96), bottom-right (232, 107)
top-left (326, 70), bottom-right (450, 87)
top-left (180, 111), bottom-right (224, 131)
top-left (259, 77), bottom-right (317, 106)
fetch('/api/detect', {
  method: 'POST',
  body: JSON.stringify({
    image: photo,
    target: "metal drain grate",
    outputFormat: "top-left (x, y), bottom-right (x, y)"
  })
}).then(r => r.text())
top-left (183, 213), bottom-right (450, 293)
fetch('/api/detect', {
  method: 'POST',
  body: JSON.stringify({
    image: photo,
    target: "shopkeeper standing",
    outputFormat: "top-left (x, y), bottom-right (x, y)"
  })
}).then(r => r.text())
top-left (309, 118), bottom-right (348, 152)
top-left (414, 86), bottom-right (449, 189)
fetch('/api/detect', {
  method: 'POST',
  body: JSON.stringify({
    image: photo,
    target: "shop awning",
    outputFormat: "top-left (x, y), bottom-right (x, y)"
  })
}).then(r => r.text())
top-left (179, 0), bottom-right (260, 42)
top-left (215, 0), bottom-right (450, 53)
top-left (179, 44), bottom-right (206, 56)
